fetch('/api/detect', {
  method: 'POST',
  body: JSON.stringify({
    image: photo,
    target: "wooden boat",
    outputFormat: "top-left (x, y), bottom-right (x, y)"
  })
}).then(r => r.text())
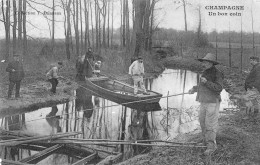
top-left (77, 75), bottom-right (162, 107)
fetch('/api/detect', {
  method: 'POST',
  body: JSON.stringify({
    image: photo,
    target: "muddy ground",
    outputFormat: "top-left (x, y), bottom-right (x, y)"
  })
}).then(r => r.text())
top-left (1, 54), bottom-right (259, 164)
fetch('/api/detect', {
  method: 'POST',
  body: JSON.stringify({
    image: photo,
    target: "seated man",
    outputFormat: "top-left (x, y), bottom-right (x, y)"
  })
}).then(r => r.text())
top-left (93, 61), bottom-right (102, 77)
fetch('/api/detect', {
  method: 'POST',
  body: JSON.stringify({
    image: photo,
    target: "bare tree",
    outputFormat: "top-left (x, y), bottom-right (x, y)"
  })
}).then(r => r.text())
top-left (80, 0), bottom-right (83, 54)
top-left (107, 0), bottom-right (110, 47)
top-left (84, 0), bottom-right (90, 50)
top-left (18, 0), bottom-right (22, 52)
top-left (174, 0), bottom-right (189, 32)
top-left (2, 0), bottom-right (11, 60)
top-left (111, 0), bottom-right (114, 46)
top-left (133, 0), bottom-right (146, 57)
top-left (23, 0), bottom-right (27, 57)
top-left (72, 0), bottom-right (80, 57)
top-left (51, 0), bottom-right (55, 58)
top-left (90, 1), bottom-right (95, 48)
top-left (61, 0), bottom-right (72, 60)
top-left (13, 0), bottom-right (17, 56)
top-left (125, 0), bottom-right (130, 50)
top-left (251, 1), bottom-right (255, 56)
top-left (228, 22), bottom-right (232, 67)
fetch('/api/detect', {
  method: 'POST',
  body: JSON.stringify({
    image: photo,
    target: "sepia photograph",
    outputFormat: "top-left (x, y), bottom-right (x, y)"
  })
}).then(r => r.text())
top-left (0, 0), bottom-right (260, 164)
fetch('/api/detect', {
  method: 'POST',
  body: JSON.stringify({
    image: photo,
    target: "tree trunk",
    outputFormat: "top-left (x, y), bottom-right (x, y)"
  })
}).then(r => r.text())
top-left (80, 0), bottom-right (83, 54)
top-left (66, 0), bottom-right (72, 60)
top-left (18, 0), bottom-right (22, 52)
top-left (120, 0), bottom-right (123, 48)
top-left (73, 0), bottom-right (80, 57)
top-left (52, 0), bottom-right (55, 59)
top-left (84, 0), bottom-right (89, 51)
top-left (13, 0), bottom-right (17, 57)
top-left (251, 5), bottom-right (255, 56)
top-left (107, 0), bottom-right (110, 48)
top-left (133, 0), bottom-right (146, 57)
top-left (148, 0), bottom-right (156, 51)
top-left (122, 0), bottom-right (126, 47)
top-left (95, 1), bottom-right (99, 49)
top-left (126, 0), bottom-right (130, 50)
top-left (102, 0), bottom-right (107, 48)
top-left (111, 0), bottom-right (114, 46)
top-left (22, 0), bottom-right (27, 58)
top-left (90, 2), bottom-right (94, 48)
top-left (182, 0), bottom-right (187, 32)
top-left (2, 0), bottom-right (10, 61)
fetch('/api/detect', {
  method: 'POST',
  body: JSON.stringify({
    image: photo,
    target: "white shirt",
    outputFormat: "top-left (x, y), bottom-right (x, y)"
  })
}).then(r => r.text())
top-left (128, 60), bottom-right (144, 75)
top-left (46, 66), bottom-right (58, 79)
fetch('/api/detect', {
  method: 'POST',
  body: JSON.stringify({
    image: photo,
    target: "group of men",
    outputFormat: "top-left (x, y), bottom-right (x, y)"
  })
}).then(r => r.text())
top-left (4, 50), bottom-right (260, 156)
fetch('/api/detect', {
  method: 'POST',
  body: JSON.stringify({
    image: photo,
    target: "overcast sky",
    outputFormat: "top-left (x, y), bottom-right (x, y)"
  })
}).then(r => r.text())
top-left (0, 0), bottom-right (260, 39)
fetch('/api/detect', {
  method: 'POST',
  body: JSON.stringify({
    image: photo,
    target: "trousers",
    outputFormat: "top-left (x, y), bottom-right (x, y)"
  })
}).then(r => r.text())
top-left (199, 99), bottom-right (220, 145)
top-left (243, 88), bottom-right (260, 113)
top-left (8, 80), bottom-right (21, 98)
top-left (132, 75), bottom-right (146, 94)
top-left (48, 78), bottom-right (59, 93)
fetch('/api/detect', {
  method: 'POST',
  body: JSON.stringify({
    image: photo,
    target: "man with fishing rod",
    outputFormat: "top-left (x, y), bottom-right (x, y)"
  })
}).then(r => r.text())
top-left (188, 53), bottom-right (224, 155)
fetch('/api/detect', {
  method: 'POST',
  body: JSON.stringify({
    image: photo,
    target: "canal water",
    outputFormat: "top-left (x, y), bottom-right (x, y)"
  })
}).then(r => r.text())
top-left (0, 69), bottom-right (236, 164)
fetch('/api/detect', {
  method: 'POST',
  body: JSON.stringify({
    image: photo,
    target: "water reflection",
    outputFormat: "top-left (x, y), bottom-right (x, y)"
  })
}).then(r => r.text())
top-left (0, 68), bottom-right (236, 163)
top-left (46, 106), bottom-right (61, 133)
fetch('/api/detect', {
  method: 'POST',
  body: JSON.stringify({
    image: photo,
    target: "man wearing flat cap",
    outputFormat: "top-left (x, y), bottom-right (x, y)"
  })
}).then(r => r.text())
top-left (188, 53), bottom-right (224, 155)
top-left (244, 56), bottom-right (260, 117)
top-left (6, 54), bottom-right (25, 99)
top-left (129, 57), bottom-right (149, 95)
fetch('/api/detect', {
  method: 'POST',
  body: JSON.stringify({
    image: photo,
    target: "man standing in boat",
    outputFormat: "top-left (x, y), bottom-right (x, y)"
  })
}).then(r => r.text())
top-left (188, 53), bottom-right (223, 155)
top-left (129, 57), bottom-right (150, 95)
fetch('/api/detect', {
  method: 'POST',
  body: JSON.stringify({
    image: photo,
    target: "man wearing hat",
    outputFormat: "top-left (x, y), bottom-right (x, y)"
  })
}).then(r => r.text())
top-left (244, 56), bottom-right (260, 116)
top-left (6, 54), bottom-right (25, 99)
top-left (129, 57), bottom-right (149, 95)
top-left (188, 53), bottom-right (224, 155)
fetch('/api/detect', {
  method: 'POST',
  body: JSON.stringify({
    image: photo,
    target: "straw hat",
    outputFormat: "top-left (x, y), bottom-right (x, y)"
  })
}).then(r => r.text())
top-left (198, 53), bottom-right (219, 65)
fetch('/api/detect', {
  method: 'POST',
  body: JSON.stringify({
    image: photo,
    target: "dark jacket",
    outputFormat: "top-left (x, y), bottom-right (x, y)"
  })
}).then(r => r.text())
top-left (192, 66), bottom-right (223, 103)
top-left (245, 63), bottom-right (260, 91)
top-left (75, 55), bottom-right (94, 81)
top-left (6, 61), bottom-right (25, 81)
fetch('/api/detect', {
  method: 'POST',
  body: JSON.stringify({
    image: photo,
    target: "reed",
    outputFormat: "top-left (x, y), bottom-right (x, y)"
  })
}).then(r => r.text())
top-left (0, 132), bottom-right (81, 146)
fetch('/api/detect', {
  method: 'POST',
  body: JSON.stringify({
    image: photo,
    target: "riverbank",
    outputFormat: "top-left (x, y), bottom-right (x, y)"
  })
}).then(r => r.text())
top-left (1, 51), bottom-right (259, 164)
top-left (117, 56), bottom-right (260, 165)
top-left (162, 56), bottom-right (247, 96)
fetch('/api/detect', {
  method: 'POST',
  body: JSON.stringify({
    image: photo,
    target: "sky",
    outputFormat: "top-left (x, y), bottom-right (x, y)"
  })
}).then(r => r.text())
top-left (0, 0), bottom-right (260, 39)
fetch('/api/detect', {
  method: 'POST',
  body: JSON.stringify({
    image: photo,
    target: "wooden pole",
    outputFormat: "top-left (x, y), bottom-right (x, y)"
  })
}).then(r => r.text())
top-left (45, 140), bottom-right (206, 148)
top-left (0, 132), bottom-right (80, 146)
